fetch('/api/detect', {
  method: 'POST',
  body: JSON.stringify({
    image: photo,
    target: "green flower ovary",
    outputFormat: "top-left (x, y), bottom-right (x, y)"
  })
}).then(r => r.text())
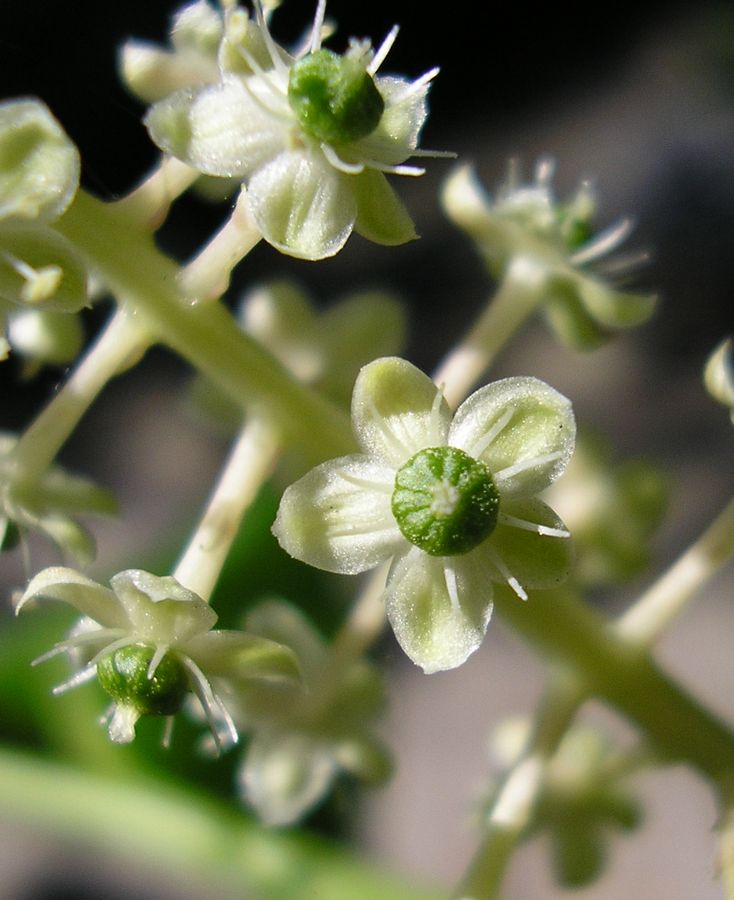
top-left (287, 48), bottom-right (385, 145)
top-left (97, 644), bottom-right (189, 717)
top-left (392, 446), bottom-right (500, 556)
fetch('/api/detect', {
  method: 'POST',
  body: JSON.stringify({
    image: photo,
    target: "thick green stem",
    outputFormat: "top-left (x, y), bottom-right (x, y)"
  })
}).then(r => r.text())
top-left (56, 190), bottom-right (353, 465)
top-left (494, 586), bottom-right (734, 789)
top-left (0, 748), bottom-right (439, 900)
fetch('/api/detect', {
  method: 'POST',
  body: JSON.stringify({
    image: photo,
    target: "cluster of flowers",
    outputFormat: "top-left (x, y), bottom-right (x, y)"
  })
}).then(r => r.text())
top-left (5, 0), bottom-right (668, 832)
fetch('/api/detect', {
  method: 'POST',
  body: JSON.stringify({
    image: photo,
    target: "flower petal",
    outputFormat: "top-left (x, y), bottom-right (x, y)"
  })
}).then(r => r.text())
top-left (239, 731), bottom-right (337, 827)
top-left (450, 376), bottom-right (575, 497)
top-left (352, 357), bottom-right (450, 466)
top-left (245, 599), bottom-right (326, 680)
top-left (491, 497), bottom-right (574, 589)
top-left (184, 629), bottom-right (301, 684)
top-left (384, 547), bottom-right (493, 673)
top-left (353, 168), bottom-right (417, 246)
top-left (17, 566), bottom-right (126, 628)
top-left (145, 78), bottom-right (284, 178)
top-left (272, 455), bottom-right (403, 574)
top-left (354, 75), bottom-right (429, 165)
top-left (246, 150), bottom-right (356, 259)
top-left (0, 100), bottom-right (80, 223)
top-left (320, 289), bottom-right (407, 405)
top-left (110, 570), bottom-right (218, 643)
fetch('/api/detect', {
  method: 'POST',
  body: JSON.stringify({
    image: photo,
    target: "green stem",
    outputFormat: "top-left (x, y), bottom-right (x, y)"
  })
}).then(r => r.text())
top-left (0, 748), bottom-right (439, 900)
top-left (616, 491), bottom-right (734, 646)
top-left (432, 255), bottom-right (546, 408)
top-left (56, 190), bottom-right (353, 465)
top-left (173, 418), bottom-right (281, 601)
top-left (10, 307), bottom-right (148, 485)
top-left (493, 586), bottom-right (734, 789)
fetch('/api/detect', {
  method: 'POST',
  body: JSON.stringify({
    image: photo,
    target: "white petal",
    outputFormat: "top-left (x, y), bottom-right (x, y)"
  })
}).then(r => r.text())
top-left (110, 570), bottom-right (218, 644)
top-left (450, 376), bottom-right (575, 497)
top-left (272, 455), bottom-right (403, 574)
top-left (384, 547), bottom-right (494, 673)
top-left (239, 731), bottom-right (337, 827)
top-left (18, 566), bottom-right (126, 628)
top-left (351, 357), bottom-right (450, 466)
top-left (352, 75), bottom-right (429, 166)
top-left (246, 150), bottom-right (356, 259)
top-left (145, 78), bottom-right (285, 178)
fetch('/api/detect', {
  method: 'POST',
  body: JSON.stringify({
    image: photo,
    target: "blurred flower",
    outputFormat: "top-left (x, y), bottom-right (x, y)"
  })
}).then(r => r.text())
top-left (443, 159), bottom-right (656, 349)
top-left (145, 0), bottom-right (444, 258)
top-left (189, 279), bottom-right (407, 429)
top-left (704, 337), bottom-right (734, 425)
top-left (208, 599), bottom-right (389, 826)
top-left (0, 432), bottom-right (116, 564)
top-left (543, 431), bottom-right (668, 587)
top-left (273, 357), bottom-right (575, 673)
top-left (487, 718), bottom-right (643, 888)
top-left (0, 99), bottom-right (88, 363)
top-left (17, 567), bottom-right (300, 746)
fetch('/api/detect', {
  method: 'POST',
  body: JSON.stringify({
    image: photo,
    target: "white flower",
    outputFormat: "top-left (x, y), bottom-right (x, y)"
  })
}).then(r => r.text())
top-left (0, 99), bottom-right (87, 361)
top-left (208, 599), bottom-right (390, 826)
top-left (0, 432), bottom-right (115, 563)
top-left (273, 357), bottom-right (576, 673)
top-left (146, 0), bottom-right (446, 259)
top-left (17, 567), bottom-right (300, 746)
top-left (704, 337), bottom-right (734, 425)
top-left (443, 159), bottom-right (656, 349)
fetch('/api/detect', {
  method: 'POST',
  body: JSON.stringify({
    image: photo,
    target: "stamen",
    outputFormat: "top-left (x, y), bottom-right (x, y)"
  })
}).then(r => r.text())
top-left (147, 644), bottom-right (170, 679)
top-left (161, 716), bottom-right (175, 749)
top-left (468, 408), bottom-right (514, 459)
top-left (52, 663), bottom-right (98, 695)
top-left (309, 0), bottom-right (327, 53)
top-left (31, 628), bottom-right (122, 665)
top-left (236, 42), bottom-right (288, 103)
top-left (360, 159), bottom-right (426, 177)
top-left (487, 547), bottom-right (528, 601)
top-left (181, 656), bottom-right (239, 752)
top-left (411, 148), bottom-right (458, 159)
top-left (570, 218), bottom-right (633, 266)
top-left (368, 25), bottom-right (399, 75)
top-left (494, 450), bottom-right (564, 486)
top-left (430, 388), bottom-right (447, 444)
top-left (238, 70), bottom-right (292, 122)
top-left (443, 563), bottom-right (460, 614)
top-left (321, 143), bottom-right (365, 174)
top-left (535, 158), bottom-right (555, 189)
top-left (389, 67), bottom-right (440, 105)
top-left (252, 0), bottom-right (290, 79)
top-left (499, 512), bottom-right (570, 538)
top-left (338, 469), bottom-right (394, 493)
top-left (367, 399), bottom-right (414, 459)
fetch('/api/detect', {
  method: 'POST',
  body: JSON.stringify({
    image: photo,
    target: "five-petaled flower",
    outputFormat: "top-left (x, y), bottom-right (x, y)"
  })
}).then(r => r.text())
top-left (273, 357), bottom-right (576, 673)
top-left (17, 567), bottom-right (300, 746)
top-left (203, 599), bottom-right (390, 827)
top-left (145, 0), bottom-right (445, 259)
top-left (443, 159), bottom-right (656, 349)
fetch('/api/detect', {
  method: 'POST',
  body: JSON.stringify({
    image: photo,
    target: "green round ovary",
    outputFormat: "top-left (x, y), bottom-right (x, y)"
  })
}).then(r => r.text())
top-left (391, 446), bottom-right (500, 556)
top-left (288, 48), bottom-right (384, 145)
top-left (97, 644), bottom-right (189, 717)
